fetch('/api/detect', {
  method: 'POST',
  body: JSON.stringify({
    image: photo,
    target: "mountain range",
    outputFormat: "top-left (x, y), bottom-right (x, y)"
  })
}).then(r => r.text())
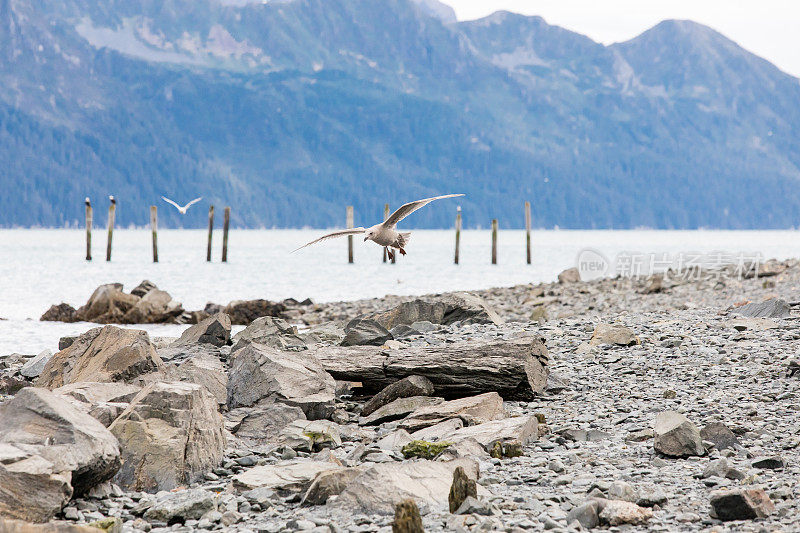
top-left (1, 0), bottom-right (799, 228)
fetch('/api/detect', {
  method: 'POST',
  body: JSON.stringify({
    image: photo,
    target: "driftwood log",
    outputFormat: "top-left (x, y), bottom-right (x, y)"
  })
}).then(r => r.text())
top-left (307, 336), bottom-right (549, 401)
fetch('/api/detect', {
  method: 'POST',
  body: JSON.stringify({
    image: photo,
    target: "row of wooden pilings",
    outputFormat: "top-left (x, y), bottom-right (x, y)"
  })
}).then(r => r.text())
top-left (345, 201), bottom-right (533, 265)
top-left (85, 199), bottom-right (533, 264)
top-left (84, 198), bottom-right (230, 262)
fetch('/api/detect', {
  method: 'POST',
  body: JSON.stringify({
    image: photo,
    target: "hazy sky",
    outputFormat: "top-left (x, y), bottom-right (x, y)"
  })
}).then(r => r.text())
top-left (444, 0), bottom-right (800, 77)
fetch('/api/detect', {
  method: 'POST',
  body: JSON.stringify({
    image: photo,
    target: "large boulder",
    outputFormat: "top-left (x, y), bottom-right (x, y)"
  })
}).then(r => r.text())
top-left (109, 382), bottom-right (225, 492)
top-left (0, 388), bottom-right (121, 495)
top-left (399, 392), bottom-right (505, 431)
top-left (75, 284), bottom-right (139, 324)
top-left (361, 376), bottom-right (435, 417)
top-left (0, 453), bottom-right (73, 523)
top-left (330, 459), bottom-right (481, 515)
top-left (309, 336), bottom-right (548, 401)
top-left (40, 303), bottom-right (78, 323)
top-left (226, 399), bottom-right (306, 443)
top-left (364, 293), bottom-right (503, 330)
top-left (174, 313), bottom-right (231, 347)
top-left (227, 342), bottom-right (336, 419)
top-left (341, 318), bottom-right (393, 347)
top-left (223, 300), bottom-right (286, 325)
top-left (653, 411), bottom-right (705, 458)
top-left (35, 326), bottom-right (162, 389)
top-left (121, 289), bottom-right (183, 324)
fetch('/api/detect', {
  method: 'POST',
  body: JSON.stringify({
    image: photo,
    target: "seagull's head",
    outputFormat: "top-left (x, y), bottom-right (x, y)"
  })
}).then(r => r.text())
top-left (364, 229), bottom-right (373, 242)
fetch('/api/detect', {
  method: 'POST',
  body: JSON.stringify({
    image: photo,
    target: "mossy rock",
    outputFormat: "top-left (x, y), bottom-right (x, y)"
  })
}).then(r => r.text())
top-left (401, 440), bottom-right (452, 459)
top-left (489, 441), bottom-right (524, 459)
top-left (89, 517), bottom-right (122, 533)
top-left (530, 305), bottom-right (548, 323)
top-left (303, 430), bottom-right (336, 449)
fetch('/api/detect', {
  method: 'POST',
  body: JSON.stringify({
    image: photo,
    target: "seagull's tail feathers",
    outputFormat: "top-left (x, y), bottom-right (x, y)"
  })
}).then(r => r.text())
top-left (397, 232), bottom-right (411, 248)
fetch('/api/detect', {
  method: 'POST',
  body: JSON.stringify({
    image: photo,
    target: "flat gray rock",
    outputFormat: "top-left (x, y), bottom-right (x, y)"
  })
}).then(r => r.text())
top-left (730, 298), bottom-right (791, 318)
top-left (20, 350), bottom-right (52, 378)
top-left (360, 396), bottom-right (444, 426)
top-left (143, 489), bottom-right (219, 522)
top-left (361, 375), bottom-right (435, 417)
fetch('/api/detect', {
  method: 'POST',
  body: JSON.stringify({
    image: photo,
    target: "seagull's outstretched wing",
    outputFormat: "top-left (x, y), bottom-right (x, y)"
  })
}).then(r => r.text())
top-left (161, 196), bottom-right (182, 211)
top-left (292, 228), bottom-right (366, 253)
top-left (185, 197), bottom-right (203, 210)
top-left (383, 194), bottom-right (464, 228)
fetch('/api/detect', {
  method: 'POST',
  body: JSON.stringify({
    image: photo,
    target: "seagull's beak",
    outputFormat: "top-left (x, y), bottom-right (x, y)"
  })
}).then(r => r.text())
top-left (363, 236), bottom-right (369, 242)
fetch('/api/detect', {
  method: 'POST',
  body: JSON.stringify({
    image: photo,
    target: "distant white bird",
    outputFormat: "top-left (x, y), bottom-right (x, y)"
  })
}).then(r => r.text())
top-left (293, 194), bottom-right (464, 260)
top-left (161, 196), bottom-right (203, 214)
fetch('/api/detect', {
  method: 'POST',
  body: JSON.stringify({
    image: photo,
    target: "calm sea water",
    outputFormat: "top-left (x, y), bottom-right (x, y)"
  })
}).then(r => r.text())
top-left (0, 228), bottom-right (798, 354)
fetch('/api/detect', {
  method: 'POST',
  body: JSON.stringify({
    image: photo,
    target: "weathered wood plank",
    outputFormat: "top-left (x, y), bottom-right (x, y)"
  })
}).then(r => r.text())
top-left (307, 336), bottom-right (548, 400)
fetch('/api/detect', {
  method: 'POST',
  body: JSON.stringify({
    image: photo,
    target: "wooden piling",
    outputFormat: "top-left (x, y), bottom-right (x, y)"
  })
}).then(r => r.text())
top-left (346, 205), bottom-right (354, 264)
top-left (150, 206), bottom-right (158, 263)
top-left (525, 201), bottom-right (531, 265)
top-left (383, 203), bottom-right (389, 263)
top-left (222, 206), bottom-right (230, 263)
top-left (491, 218), bottom-right (498, 265)
top-left (454, 206), bottom-right (461, 265)
top-left (105, 196), bottom-right (115, 262)
top-left (85, 198), bottom-right (92, 261)
top-left (206, 205), bottom-right (215, 262)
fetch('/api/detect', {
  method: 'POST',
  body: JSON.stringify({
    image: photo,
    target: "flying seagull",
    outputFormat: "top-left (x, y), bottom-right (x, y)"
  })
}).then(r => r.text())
top-left (293, 194), bottom-right (464, 260)
top-left (161, 196), bottom-right (203, 214)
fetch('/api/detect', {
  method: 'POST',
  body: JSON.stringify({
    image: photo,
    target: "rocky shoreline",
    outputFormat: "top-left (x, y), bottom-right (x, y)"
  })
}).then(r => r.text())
top-left (2, 259), bottom-right (799, 532)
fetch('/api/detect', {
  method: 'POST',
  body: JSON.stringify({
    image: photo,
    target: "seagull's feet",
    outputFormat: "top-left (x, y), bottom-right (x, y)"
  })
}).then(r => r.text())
top-left (387, 250), bottom-right (395, 261)
top-left (399, 248), bottom-right (407, 256)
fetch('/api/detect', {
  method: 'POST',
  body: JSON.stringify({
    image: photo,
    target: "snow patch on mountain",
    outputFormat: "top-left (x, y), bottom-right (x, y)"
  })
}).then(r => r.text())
top-left (75, 18), bottom-right (205, 65)
top-left (75, 17), bottom-right (270, 68)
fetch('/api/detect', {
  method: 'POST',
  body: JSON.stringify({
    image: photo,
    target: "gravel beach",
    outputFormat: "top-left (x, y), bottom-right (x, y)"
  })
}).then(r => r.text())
top-left (1, 259), bottom-right (798, 532)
